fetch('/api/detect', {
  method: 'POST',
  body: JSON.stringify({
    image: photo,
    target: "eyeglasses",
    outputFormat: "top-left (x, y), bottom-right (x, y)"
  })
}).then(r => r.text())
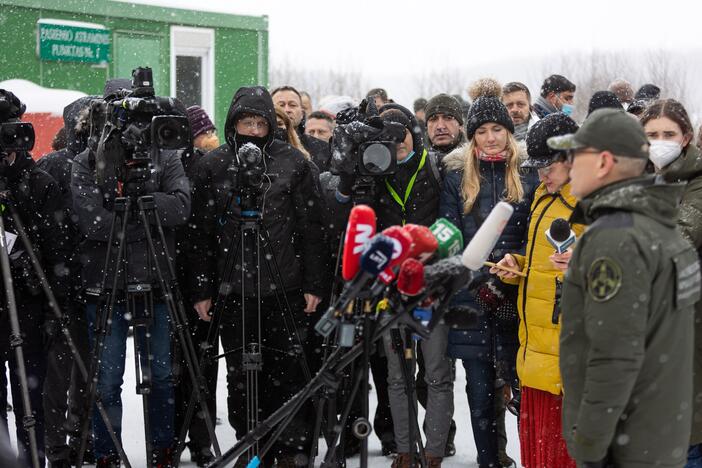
top-left (238, 119), bottom-right (269, 130)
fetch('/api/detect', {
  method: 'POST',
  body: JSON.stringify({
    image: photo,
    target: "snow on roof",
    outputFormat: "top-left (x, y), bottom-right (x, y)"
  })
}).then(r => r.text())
top-left (37, 18), bottom-right (107, 30)
top-left (0, 79), bottom-right (86, 116)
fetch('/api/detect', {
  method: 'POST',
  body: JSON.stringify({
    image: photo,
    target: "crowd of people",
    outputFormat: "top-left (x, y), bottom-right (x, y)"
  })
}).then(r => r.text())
top-left (0, 70), bottom-right (700, 468)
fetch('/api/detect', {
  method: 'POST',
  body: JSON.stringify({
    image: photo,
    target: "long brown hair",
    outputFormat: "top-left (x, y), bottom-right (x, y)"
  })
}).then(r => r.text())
top-left (275, 105), bottom-right (310, 160)
top-left (639, 99), bottom-right (694, 148)
top-left (459, 130), bottom-right (524, 213)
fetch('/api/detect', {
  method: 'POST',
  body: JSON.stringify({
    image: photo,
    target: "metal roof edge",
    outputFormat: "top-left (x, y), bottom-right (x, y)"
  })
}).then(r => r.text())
top-left (1, 0), bottom-right (269, 31)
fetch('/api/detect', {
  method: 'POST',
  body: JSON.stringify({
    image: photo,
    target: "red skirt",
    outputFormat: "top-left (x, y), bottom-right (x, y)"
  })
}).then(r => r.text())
top-left (519, 386), bottom-right (576, 468)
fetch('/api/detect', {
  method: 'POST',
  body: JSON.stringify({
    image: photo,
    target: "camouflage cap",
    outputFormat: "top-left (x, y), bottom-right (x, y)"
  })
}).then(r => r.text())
top-left (547, 108), bottom-right (649, 160)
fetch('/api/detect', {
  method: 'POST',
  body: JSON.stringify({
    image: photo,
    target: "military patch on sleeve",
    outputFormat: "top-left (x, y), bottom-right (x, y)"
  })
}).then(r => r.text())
top-left (587, 257), bottom-right (623, 302)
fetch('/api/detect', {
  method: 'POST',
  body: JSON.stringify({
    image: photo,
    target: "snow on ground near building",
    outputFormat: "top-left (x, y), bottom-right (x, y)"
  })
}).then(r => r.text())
top-left (0, 79), bottom-right (86, 116)
top-left (8, 337), bottom-right (521, 467)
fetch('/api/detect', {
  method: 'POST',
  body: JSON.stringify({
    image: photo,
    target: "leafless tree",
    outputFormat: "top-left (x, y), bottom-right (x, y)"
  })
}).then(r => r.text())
top-left (540, 49), bottom-right (693, 121)
top-left (414, 68), bottom-right (471, 100)
top-left (270, 59), bottom-right (367, 105)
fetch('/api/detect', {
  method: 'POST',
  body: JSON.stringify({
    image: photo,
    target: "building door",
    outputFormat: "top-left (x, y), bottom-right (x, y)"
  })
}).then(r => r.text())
top-left (114, 32), bottom-right (164, 94)
top-left (171, 27), bottom-right (214, 120)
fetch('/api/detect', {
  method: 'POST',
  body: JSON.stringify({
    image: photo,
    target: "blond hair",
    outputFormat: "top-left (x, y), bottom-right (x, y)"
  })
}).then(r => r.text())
top-left (275, 105), bottom-right (311, 160)
top-left (459, 132), bottom-right (524, 213)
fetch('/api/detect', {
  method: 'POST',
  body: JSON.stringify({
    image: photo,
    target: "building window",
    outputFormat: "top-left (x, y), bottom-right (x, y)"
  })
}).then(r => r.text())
top-left (170, 27), bottom-right (214, 120)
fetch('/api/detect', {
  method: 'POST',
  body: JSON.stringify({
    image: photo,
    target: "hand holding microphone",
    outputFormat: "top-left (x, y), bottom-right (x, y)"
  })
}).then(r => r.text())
top-left (546, 218), bottom-right (576, 272)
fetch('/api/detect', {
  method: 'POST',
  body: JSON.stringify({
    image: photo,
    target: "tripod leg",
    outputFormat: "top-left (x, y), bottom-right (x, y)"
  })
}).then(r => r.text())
top-left (131, 293), bottom-right (154, 465)
top-left (76, 205), bottom-right (132, 468)
top-left (135, 198), bottom-right (221, 463)
top-left (0, 214), bottom-right (40, 468)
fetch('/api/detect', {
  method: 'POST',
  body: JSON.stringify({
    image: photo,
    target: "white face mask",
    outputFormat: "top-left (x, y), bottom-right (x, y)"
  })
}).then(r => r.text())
top-left (649, 139), bottom-right (683, 169)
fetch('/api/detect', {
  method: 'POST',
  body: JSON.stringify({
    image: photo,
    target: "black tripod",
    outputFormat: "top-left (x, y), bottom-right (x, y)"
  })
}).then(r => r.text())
top-left (0, 182), bottom-right (112, 468)
top-left (77, 179), bottom-right (219, 467)
top-left (179, 184), bottom-right (312, 465)
top-left (208, 286), bottom-right (434, 468)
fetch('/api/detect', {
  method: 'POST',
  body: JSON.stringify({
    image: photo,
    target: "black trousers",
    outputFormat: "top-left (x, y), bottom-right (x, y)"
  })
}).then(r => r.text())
top-left (42, 299), bottom-right (91, 462)
top-left (174, 305), bottom-right (218, 452)
top-left (219, 290), bottom-right (315, 462)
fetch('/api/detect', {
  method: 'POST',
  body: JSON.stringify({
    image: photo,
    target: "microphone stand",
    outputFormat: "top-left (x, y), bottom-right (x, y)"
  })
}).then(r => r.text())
top-left (209, 288), bottom-right (439, 468)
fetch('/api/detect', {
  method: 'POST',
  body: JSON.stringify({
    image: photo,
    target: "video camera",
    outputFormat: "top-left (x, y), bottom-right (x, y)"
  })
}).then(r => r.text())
top-left (0, 90), bottom-right (35, 155)
top-left (95, 67), bottom-right (190, 188)
top-left (228, 142), bottom-right (266, 216)
top-left (333, 99), bottom-right (405, 177)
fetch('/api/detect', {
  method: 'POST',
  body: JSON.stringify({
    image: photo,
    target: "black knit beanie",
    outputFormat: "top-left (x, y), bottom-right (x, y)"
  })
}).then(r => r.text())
top-left (523, 113), bottom-right (578, 167)
top-left (424, 93), bottom-right (464, 126)
top-left (465, 96), bottom-right (514, 140)
top-left (587, 90), bottom-right (623, 116)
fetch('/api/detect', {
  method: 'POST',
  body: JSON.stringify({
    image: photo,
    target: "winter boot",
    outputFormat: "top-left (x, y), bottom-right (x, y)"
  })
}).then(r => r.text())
top-left (152, 447), bottom-right (175, 468)
top-left (96, 454), bottom-right (121, 468)
top-left (391, 453), bottom-right (417, 468)
top-left (190, 446), bottom-right (215, 467)
top-left (425, 454), bottom-right (443, 468)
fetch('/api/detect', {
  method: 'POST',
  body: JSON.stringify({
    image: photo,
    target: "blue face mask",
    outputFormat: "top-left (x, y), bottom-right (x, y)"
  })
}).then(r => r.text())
top-left (561, 103), bottom-right (574, 117)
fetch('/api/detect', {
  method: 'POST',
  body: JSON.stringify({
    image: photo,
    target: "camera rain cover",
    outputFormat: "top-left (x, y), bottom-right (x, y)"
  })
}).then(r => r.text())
top-left (95, 123), bottom-right (126, 186)
top-left (0, 122), bottom-right (35, 152)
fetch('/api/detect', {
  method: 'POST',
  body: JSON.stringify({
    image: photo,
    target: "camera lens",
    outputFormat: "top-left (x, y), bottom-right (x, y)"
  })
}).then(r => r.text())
top-left (362, 143), bottom-right (392, 174)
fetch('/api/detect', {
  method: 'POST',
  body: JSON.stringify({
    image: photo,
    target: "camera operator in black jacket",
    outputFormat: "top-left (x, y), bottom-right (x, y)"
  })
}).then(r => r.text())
top-left (0, 89), bottom-right (71, 467)
top-left (319, 101), bottom-right (448, 462)
top-left (71, 84), bottom-right (191, 467)
top-left (37, 95), bottom-right (97, 467)
top-left (186, 86), bottom-right (326, 466)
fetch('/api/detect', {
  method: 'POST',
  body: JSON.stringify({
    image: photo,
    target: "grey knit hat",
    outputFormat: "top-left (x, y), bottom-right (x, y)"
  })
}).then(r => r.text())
top-left (424, 93), bottom-right (464, 126)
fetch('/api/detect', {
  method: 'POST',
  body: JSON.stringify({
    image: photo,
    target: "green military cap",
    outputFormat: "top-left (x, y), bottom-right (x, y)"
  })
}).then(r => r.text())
top-left (547, 108), bottom-right (650, 160)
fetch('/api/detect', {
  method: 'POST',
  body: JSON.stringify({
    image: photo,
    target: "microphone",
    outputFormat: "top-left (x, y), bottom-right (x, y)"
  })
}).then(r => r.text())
top-left (316, 234), bottom-right (394, 337)
top-left (430, 219), bottom-right (464, 259)
top-left (461, 202), bottom-right (514, 270)
top-left (341, 205), bottom-right (376, 281)
top-left (377, 226), bottom-right (413, 284)
top-left (396, 258), bottom-right (425, 296)
top-left (402, 224), bottom-right (439, 263)
top-left (546, 218), bottom-right (576, 254)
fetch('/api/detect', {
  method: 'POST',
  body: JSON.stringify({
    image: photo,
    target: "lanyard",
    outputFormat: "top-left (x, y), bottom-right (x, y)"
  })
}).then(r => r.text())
top-left (385, 149), bottom-right (427, 224)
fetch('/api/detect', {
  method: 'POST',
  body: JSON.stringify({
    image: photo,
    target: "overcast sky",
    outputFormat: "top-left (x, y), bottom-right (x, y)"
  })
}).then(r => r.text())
top-left (123, 0), bottom-right (702, 110)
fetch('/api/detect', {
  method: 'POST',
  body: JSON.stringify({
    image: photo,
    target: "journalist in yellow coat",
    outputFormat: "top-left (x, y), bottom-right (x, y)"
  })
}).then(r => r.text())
top-left (492, 113), bottom-right (584, 396)
top-left (500, 182), bottom-right (584, 394)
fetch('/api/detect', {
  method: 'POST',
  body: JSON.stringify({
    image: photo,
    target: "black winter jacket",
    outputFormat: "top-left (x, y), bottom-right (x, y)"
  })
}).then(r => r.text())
top-left (186, 86), bottom-right (327, 302)
top-left (439, 149), bottom-right (538, 361)
top-left (71, 148), bottom-right (191, 293)
top-left (0, 152), bottom-right (71, 298)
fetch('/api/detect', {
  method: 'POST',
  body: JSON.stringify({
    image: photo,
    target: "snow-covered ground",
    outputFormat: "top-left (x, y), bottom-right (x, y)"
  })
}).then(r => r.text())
top-left (8, 338), bottom-right (521, 467)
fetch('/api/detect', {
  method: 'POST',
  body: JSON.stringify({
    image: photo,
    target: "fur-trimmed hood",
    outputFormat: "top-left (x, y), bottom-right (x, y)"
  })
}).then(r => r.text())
top-left (441, 140), bottom-right (529, 172)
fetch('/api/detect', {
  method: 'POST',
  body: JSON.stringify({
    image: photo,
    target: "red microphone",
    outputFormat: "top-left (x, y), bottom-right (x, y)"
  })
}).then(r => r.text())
top-left (402, 224), bottom-right (439, 263)
top-left (397, 258), bottom-right (426, 296)
top-left (342, 205), bottom-right (376, 281)
top-left (378, 226), bottom-right (412, 284)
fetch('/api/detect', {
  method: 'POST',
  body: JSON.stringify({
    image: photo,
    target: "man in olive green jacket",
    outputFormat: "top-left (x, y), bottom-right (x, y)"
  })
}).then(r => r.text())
top-left (549, 108), bottom-right (701, 467)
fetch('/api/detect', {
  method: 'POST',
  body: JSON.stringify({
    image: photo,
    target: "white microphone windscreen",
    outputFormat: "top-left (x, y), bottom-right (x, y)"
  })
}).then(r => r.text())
top-left (461, 202), bottom-right (515, 270)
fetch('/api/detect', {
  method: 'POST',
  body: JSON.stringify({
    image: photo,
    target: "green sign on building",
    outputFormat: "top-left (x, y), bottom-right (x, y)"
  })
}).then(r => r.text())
top-left (37, 19), bottom-right (111, 64)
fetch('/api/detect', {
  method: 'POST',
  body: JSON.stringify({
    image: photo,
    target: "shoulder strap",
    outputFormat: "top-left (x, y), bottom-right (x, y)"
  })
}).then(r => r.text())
top-left (426, 150), bottom-right (443, 193)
